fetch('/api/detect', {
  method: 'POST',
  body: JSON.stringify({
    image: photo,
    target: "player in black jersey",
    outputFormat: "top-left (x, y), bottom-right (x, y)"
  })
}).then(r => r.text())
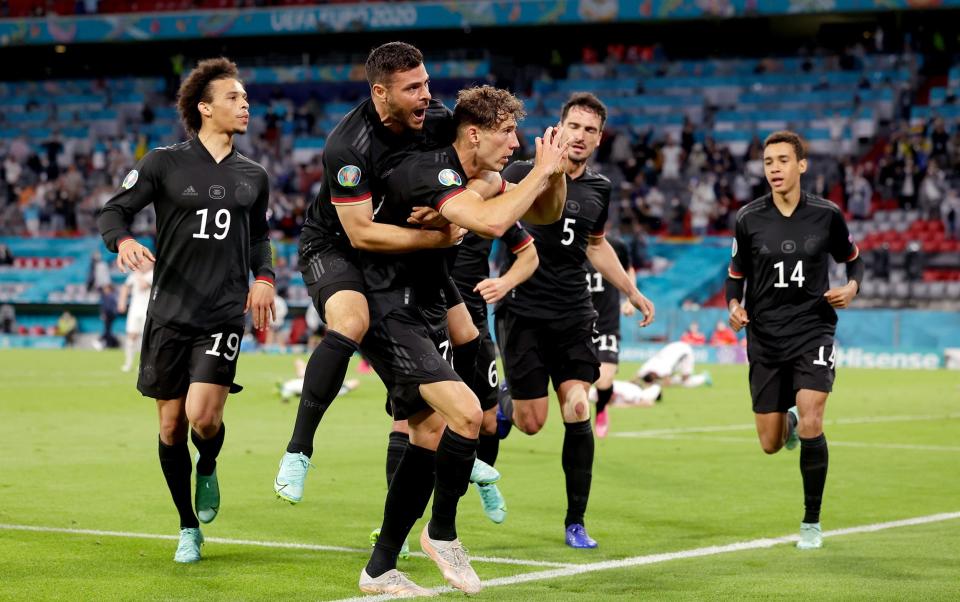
top-left (496, 93), bottom-right (655, 549)
top-left (276, 42), bottom-right (464, 503)
top-left (726, 131), bottom-right (863, 550)
top-left (97, 58), bottom-right (275, 563)
top-left (357, 86), bottom-right (567, 597)
top-left (586, 235), bottom-right (635, 438)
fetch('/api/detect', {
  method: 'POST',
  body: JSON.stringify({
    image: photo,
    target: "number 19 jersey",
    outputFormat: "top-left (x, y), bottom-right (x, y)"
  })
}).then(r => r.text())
top-left (728, 192), bottom-right (858, 363)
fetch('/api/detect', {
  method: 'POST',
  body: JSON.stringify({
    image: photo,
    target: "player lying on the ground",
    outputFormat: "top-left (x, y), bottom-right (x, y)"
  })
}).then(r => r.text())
top-left (589, 379), bottom-right (662, 408)
top-left (633, 341), bottom-right (712, 391)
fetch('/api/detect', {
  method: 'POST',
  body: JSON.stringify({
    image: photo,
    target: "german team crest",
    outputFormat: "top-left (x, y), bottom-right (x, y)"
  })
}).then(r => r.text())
top-left (337, 165), bottom-right (362, 188)
top-left (438, 169), bottom-right (462, 187)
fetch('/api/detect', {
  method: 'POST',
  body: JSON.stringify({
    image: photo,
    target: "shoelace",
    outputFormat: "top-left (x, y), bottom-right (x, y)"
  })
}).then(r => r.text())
top-left (286, 455), bottom-right (314, 478)
top-left (439, 542), bottom-right (470, 569)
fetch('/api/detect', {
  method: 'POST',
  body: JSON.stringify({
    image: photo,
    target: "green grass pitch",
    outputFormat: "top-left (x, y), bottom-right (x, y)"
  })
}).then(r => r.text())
top-left (1, 349), bottom-right (958, 600)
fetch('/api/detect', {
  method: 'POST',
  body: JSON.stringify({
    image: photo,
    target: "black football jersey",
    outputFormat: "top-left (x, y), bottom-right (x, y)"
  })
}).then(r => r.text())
top-left (97, 138), bottom-right (273, 330)
top-left (452, 226), bottom-right (533, 324)
top-left (298, 98), bottom-right (454, 280)
top-left (498, 160), bottom-right (612, 321)
top-left (587, 236), bottom-right (630, 334)
top-left (729, 192), bottom-right (859, 363)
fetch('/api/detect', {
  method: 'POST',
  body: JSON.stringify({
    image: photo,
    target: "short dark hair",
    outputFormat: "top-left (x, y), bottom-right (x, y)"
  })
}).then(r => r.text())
top-left (365, 42), bottom-right (423, 87)
top-left (561, 92), bottom-right (607, 130)
top-left (176, 57), bottom-right (240, 136)
top-left (763, 130), bottom-right (807, 161)
top-left (454, 86), bottom-right (526, 130)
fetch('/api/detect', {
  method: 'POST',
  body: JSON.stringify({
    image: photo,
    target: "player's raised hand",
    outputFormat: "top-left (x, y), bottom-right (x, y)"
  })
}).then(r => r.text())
top-left (824, 282), bottom-right (857, 309)
top-left (407, 206), bottom-right (449, 227)
top-left (474, 277), bottom-right (512, 303)
top-left (630, 291), bottom-right (655, 327)
top-left (728, 301), bottom-right (749, 332)
top-left (116, 239), bottom-right (155, 273)
top-left (533, 125), bottom-right (569, 177)
top-left (245, 280), bottom-right (276, 331)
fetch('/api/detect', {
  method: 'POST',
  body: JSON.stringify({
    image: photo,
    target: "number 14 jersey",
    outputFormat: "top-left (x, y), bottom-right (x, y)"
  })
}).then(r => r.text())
top-left (728, 192), bottom-right (858, 363)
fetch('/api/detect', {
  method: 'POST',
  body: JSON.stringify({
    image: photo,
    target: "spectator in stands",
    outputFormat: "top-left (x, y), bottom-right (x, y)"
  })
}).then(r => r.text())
top-left (0, 303), bottom-right (14, 334)
top-left (56, 311), bottom-right (78, 347)
top-left (871, 243), bottom-right (891, 281)
top-left (919, 160), bottom-right (946, 220)
top-left (905, 241), bottom-right (924, 282)
top-left (848, 166), bottom-right (872, 220)
top-left (897, 155), bottom-right (920, 209)
top-left (710, 320), bottom-right (738, 346)
top-left (942, 188), bottom-right (960, 240)
top-left (0, 243), bottom-right (13, 266)
top-left (660, 135), bottom-right (682, 181)
top-left (641, 185), bottom-right (665, 232)
top-left (689, 175), bottom-right (716, 236)
top-left (680, 321), bottom-right (706, 345)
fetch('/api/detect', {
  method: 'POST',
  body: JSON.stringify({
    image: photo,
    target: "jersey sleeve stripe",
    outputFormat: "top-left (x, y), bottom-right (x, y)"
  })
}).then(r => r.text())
top-left (331, 193), bottom-right (373, 205)
top-left (436, 187), bottom-right (468, 211)
top-left (499, 178), bottom-right (507, 194)
top-left (588, 230), bottom-right (605, 238)
top-left (845, 245), bottom-right (860, 262)
top-left (510, 235), bottom-right (534, 253)
top-left (728, 267), bottom-right (744, 279)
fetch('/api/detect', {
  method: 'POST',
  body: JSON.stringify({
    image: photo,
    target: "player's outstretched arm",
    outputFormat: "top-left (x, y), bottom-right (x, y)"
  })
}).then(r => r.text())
top-left (587, 237), bottom-right (654, 326)
top-left (98, 153), bottom-right (161, 272)
top-left (474, 239), bottom-right (538, 304)
top-left (337, 202), bottom-right (463, 253)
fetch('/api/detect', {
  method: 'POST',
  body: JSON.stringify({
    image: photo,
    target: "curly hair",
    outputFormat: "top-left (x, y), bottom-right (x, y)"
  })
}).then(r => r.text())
top-left (365, 42), bottom-right (423, 87)
top-left (176, 57), bottom-right (241, 136)
top-left (561, 92), bottom-right (607, 130)
top-left (763, 130), bottom-right (807, 161)
top-left (454, 86), bottom-right (526, 131)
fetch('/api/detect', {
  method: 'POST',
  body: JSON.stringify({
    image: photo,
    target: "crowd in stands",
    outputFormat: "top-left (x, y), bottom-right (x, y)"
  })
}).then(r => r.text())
top-left (1, 0), bottom-right (419, 18)
top-left (2, 38), bottom-right (959, 320)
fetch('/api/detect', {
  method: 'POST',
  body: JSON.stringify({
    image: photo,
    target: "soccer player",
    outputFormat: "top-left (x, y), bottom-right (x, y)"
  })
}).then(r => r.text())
top-left (275, 42), bottom-right (475, 503)
top-left (634, 341), bottom-right (711, 390)
top-left (589, 379), bottom-right (660, 408)
top-left (496, 93), bottom-right (655, 549)
top-left (97, 58), bottom-right (276, 563)
top-left (726, 130), bottom-right (863, 550)
top-left (357, 86), bottom-right (567, 596)
top-left (118, 265), bottom-right (153, 373)
top-left (587, 235), bottom-right (634, 438)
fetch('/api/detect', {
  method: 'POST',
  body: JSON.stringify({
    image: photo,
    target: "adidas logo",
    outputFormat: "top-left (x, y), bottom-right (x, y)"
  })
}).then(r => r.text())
top-left (760, 244), bottom-right (771, 254)
top-left (182, 185), bottom-right (198, 197)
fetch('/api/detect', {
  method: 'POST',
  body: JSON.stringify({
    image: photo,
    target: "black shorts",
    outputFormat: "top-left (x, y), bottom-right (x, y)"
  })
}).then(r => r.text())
top-left (593, 330), bottom-right (621, 365)
top-left (362, 306), bottom-right (459, 421)
top-left (137, 316), bottom-right (244, 400)
top-left (749, 342), bottom-right (836, 414)
top-left (302, 246), bottom-right (364, 320)
top-left (495, 309), bottom-right (600, 400)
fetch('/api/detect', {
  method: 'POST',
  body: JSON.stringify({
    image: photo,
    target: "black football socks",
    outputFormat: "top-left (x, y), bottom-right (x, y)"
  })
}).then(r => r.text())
top-left (799, 433), bottom-right (829, 524)
top-left (385, 430), bottom-right (409, 488)
top-left (191, 423), bottom-right (224, 477)
top-left (477, 432), bottom-right (500, 467)
top-left (595, 386), bottom-right (614, 414)
top-left (562, 419), bottom-right (595, 527)
top-left (158, 437), bottom-right (199, 529)
top-left (366, 443), bottom-right (436, 577)
top-left (287, 330), bottom-right (359, 457)
top-left (428, 428), bottom-right (478, 541)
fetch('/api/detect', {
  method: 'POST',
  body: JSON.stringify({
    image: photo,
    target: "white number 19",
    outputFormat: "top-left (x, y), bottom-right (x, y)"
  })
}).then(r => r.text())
top-left (193, 208), bottom-right (231, 240)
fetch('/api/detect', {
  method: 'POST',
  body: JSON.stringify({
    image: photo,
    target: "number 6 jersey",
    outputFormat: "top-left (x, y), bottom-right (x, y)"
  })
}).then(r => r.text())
top-left (98, 138), bottom-right (274, 330)
top-left (728, 192), bottom-right (858, 363)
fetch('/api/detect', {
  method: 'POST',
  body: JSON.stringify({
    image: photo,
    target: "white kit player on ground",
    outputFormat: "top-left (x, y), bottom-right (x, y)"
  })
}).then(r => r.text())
top-left (634, 341), bottom-right (712, 393)
top-left (118, 265), bottom-right (153, 372)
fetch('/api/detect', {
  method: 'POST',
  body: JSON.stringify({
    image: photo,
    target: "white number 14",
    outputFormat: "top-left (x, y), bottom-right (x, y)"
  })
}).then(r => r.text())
top-left (774, 260), bottom-right (804, 288)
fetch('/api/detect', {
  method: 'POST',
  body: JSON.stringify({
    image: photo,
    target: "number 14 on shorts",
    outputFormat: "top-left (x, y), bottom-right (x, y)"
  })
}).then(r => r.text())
top-left (813, 345), bottom-right (835, 369)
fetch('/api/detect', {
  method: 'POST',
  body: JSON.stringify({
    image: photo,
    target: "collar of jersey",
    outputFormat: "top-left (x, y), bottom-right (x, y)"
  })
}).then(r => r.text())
top-left (192, 136), bottom-right (236, 165)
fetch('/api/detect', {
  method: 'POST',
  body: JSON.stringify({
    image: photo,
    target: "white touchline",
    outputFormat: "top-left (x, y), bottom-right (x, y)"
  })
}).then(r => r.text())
top-left (0, 524), bottom-right (574, 569)
top-left (615, 412), bottom-right (960, 438)
top-left (633, 433), bottom-right (960, 452)
top-left (331, 511), bottom-right (960, 602)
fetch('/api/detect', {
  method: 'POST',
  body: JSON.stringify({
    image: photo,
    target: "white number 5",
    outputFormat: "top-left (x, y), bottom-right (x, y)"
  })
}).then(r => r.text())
top-left (561, 217), bottom-right (576, 246)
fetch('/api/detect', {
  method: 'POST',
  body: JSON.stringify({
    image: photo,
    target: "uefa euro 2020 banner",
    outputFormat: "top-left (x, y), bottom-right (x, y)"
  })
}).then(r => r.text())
top-left (2, 0), bottom-right (959, 47)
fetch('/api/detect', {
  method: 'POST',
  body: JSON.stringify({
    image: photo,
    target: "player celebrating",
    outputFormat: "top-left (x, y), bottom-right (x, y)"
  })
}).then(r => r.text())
top-left (276, 42), bottom-right (474, 504)
top-left (356, 86), bottom-right (566, 596)
top-left (726, 130), bottom-right (863, 550)
top-left (118, 265), bottom-right (153, 373)
top-left (586, 235), bottom-right (634, 438)
top-left (496, 93), bottom-right (655, 549)
top-left (97, 58), bottom-right (275, 563)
